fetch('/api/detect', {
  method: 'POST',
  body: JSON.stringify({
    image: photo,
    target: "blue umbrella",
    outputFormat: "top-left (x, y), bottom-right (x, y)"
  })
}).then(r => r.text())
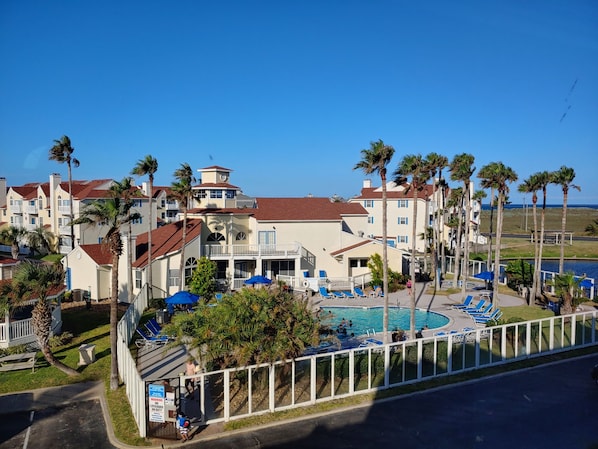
top-left (165, 291), bottom-right (200, 305)
top-left (580, 278), bottom-right (594, 288)
top-left (244, 275), bottom-right (272, 285)
top-left (473, 271), bottom-right (494, 281)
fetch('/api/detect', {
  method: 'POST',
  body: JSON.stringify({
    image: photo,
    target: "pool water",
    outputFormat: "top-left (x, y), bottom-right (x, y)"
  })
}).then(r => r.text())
top-left (321, 306), bottom-right (449, 336)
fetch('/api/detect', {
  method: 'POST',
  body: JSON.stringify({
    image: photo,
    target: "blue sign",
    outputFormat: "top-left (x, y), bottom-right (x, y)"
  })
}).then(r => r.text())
top-left (148, 384), bottom-right (165, 398)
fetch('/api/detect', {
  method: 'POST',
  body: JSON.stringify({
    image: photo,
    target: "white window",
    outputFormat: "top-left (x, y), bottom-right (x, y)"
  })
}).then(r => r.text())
top-left (397, 235), bottom-right (409, 243)
top-left (398, 200), bottom-right (408, 208)
top-left (398, 216), bottom-right (408, 225)
top-left (133, 199), bottom-right (143, 208)
top-left (133, 217), bottom-right (143, 225)
top-left (196, 190), bottom-right (207, 199)
top-left (168, 269), bottom-right (180, 287)
top-left (258, 231), bottom-right (276, 245)
top-left (235, 231), bottom-right (247, 241)
top-left (368, 216), bottom-right (374, 224)
top-left (135, 271), bottom-right (142, 289)
top-left (226, 190), bottom-right (235, 199)
top-left (210, 190), bottom-right (223, 198)
top-left (364, 200), bottom-right (374, 208)
top-left (184, 257), bottom-right (197, 283)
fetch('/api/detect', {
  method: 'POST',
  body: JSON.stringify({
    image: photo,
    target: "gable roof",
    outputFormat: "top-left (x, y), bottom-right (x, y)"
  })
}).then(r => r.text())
top-left (80, 244), bottom-right (112, 265)
top-left (133, 218), bottom-right (202, 269)
top-left (251, 197), bottom-right (368, 221)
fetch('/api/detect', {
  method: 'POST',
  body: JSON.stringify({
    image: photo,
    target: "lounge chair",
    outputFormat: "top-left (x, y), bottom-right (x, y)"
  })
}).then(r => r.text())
top-left (331, 291), bottom-right (344, 299)
top-left (474, 309), bottom-right (502, 324)
top-left (319, 287), bottom-right (333, 299)
top-left (452, 295), bottom-right (474, 309)
top-left (466, 303), bottom-right (493, 317)
top-left (144, 318), bottom-right (162, 336)
top-left (215, 293), bottom-right (223, 301)
top-left (135, 328), bottom-right (171, 348)
top-left (342, 291), bottom-right (355, 298)
top-left (353, 287), bottom-right (367, 297)
top-left (462, 299), bottom-right (487, 314)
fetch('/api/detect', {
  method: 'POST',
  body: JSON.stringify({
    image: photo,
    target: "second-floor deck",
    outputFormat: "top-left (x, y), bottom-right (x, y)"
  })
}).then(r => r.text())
top-left (201, 242), bottom-right (302, 259)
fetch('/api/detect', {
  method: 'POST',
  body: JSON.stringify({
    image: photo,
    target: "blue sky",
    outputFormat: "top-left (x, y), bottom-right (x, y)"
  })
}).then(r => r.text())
top-left (1, 1), bottom-right (597, 204)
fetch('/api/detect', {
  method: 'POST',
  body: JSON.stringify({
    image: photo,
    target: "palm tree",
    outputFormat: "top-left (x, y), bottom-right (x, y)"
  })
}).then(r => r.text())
top-left (449, 153), bottom-right (475, 299)
top-left (0, 225), bottom-right (27, 259)
top-left (472, 190), bottom-right (487, 255)
top-left (425, 152), bottom-right (448, 288)
top-left (535, 171), bottom-right (551, 298)
top-left (518, 174), bottom-right (541, 303)
top-left (72, 178), bottom-right (141, 390)
top-left (112, 177), bottom-right (140, 303)
top-left (548, 271), bottom-right (582, 315)
top-left (131, 155), bottom-right (158, 297)
top-left (478, 162), bottom-right (518, 307)
top-left (49, 135), bottom-right (80, 250)
top-left (478, 165), bottom-right (497, 273)
top-left (11, 261), bottom-right (79, 376)
top-left (26, 226), bottom-right (57, 256)
top-left (169, 163), bottom-right (197, 290)
top-left (354, 140), bottom-right (395, 343)
top-left (394, 154), bottom-right (430, 339)
top-left (551, 166), bottom-right (580, 274)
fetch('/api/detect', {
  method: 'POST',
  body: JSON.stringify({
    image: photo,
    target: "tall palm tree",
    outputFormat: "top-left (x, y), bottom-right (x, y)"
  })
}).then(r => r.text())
top-left (477, 165), bottom-right (498, 271)
top-left (394, 154), bottom-right (430, 339)
top-left (11, 261), bottom-right (79, 376)
top-left (478, 162), bottom-right (518, 307)
top-left (551, 166), bottom-right (580, 274)
top-left (450, 153), bottom-right (475, 299)
top-left (0, 225), bottom-right (27, 259)
top-left (354, 140), bottom-right (395, 343)
top-left (534, 171), bottom-right (551, 298)
top-left (425, 152), bottom-right (448, 289)
top-left (131, 155), bottom-right (158, 297)
top-left (72, 178), bottom-right (141, 390)
top-left (472, 190), bottom-right (487, 255)
top-left (49, 135), bottom-right (80, 250)
top-left (169, 163), bottom-right (197, 290)
top-left (112, 177), bottom-right (141, 303)
top-left (518, 174), bottom-right (541, 303)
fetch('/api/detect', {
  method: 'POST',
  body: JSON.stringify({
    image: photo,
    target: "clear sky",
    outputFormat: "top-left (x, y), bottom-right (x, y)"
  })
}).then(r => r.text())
top-left (1, 1), bottom-right (597, 204)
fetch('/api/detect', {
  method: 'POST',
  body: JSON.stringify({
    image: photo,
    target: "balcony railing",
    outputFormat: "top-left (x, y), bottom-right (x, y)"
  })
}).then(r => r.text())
top-left (201, 242), bottom-right (302, 259)
top-left (58, 205), bottom-right (71, 215)
top-left (10, 204), bottom-right (23, 213)
top-left (25, 205), bottom-right (38, 214)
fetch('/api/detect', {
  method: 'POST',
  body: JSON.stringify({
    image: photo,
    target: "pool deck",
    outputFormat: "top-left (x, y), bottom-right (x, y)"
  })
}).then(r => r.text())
top-left (310, 281), bottom-right (526, 340)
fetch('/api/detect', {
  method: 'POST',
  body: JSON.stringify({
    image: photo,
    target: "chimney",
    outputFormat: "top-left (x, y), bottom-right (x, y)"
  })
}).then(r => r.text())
top-left (363, 179), bottom-right (372, 188)
top-left (0, 177), bottom-right (6, 208)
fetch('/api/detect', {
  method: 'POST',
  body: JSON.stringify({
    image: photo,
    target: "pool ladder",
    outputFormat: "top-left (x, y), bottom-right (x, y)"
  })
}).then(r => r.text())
top-left (366, 328), bottom-right (377, 336)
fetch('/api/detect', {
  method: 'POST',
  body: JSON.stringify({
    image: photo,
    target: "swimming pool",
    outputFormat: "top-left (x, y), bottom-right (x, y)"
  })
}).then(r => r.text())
top-left (321, 306), bottom-right (449, 336)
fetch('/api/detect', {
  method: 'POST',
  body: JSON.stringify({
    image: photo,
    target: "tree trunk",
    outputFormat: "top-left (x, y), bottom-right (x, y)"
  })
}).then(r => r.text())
top-left (559, 190), bottom-right (568, 275)
top-left (179, 203), bottom-right (188, 291)
top-left (409, 190), bottom-right (418, 340)
top-left (33, 302), bottom-right (78, 376)
top-left (110, 251), bottom-right (120, 390)
top-left (68, 162), bottom-right (75, 251)
top-left (381, 173), bottom-right (389, 344)
top-left (530, 199), bottom-right (539, 304)
top-left (461, 184), bottom-right (471, 299)
top-left (147, 179), bottom-right (154, 299)
top-left (493, 193), bottom-right (504, 309)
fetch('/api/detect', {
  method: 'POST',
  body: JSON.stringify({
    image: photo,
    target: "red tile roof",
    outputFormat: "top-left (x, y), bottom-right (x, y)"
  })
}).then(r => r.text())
top-left (0, 256), bottom-right (19, 265)
top-left (353, 183), bottom-right (435, 200)
top-left (80, 244), bottom-right (113, 265)
top-left (133, 218), bottom-right (202, 268)
top-left (200, 165), bottom-right (233, 171)
top-left (251, 197), bottom-right (368, 221)
top-left (329, 240), bottom-right (373, 256)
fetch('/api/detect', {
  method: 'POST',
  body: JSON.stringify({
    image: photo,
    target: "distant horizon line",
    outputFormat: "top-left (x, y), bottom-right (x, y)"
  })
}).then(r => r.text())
top-left (482, 204), bottom-right (598, 210)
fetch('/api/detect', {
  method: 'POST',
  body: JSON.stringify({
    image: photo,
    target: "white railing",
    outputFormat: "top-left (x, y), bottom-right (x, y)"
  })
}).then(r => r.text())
top-left (58, 205), bottom-right (71, 215)
top-left (175, 311), bottom-right (597, 426)
top-left (201, 243), bottom-right (302, 258)
top-left (117, 284), bottom-right (151, 437)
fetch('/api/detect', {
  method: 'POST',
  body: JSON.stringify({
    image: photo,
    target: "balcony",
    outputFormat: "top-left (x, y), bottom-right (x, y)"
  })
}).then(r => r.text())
top-left (10, 204), bottom-right (23, 214)
top-left (25, 204), bottom-right (38, 214)
top-left (201, 242), bottom-right (302, 259)
top-left (58, 205), bottom-right (71, 215)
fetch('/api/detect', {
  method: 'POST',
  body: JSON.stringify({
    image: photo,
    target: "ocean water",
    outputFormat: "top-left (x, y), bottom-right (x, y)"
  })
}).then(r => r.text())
top-left (482, 204), bottom-right (598, 210)
top-left (531, 260), bottom-right (598, 282)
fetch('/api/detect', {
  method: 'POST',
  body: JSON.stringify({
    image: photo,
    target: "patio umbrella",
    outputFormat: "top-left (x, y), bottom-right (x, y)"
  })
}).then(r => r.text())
top-left (165, 291), bottom-right (200, 305)
top-left (473, 271), bottom-right (494, 281)
top-left (244, 275), bottom-right (272, 285)
top-left (580, 278), bottom-right (594, 288)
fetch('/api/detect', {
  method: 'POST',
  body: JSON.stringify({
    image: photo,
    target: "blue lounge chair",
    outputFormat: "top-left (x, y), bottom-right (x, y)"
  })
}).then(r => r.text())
top-left (135, 328), bottom-right (170, 348)
top-left (462, 299), bottom-right (487, 314)
top-left (144, 318), bottom-right (162, 336)
top-left (319, 287), bottom-right (333, 299)
top-left (474, 309), bottom-right (502, 324)
top-left (353, 287), bottom-right (367, 297)
top-left (452, 295), bottom-right (474, 309)
top-left (342, 291), bottom-right (355, 298)
top-left (331, 291), bottom-right (344, 298)
top-left (466, 303), bottom-right (493, 316)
